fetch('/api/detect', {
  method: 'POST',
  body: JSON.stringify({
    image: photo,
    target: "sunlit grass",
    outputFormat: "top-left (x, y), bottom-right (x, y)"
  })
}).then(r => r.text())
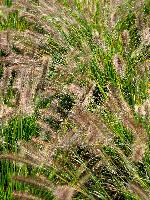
top-left (0, 0), bottom-right (150, 199)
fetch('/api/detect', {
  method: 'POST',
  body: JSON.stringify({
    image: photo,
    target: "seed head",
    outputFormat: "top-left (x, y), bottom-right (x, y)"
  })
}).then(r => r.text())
top-left (53, 185), bottom-right (75, 200)
top-left (141, 27), bottom-right (150, 45)
top-left (110, 12), bottom-right (117, 28)
top-left (113, 54), bottom-right (125, 76)
top-left (121, 30), bottom-right (130, 45)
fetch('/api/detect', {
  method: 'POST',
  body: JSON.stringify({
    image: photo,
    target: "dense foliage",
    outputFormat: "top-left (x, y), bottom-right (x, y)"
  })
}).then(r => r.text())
top-left (0, 0), bottom-right (150, 199)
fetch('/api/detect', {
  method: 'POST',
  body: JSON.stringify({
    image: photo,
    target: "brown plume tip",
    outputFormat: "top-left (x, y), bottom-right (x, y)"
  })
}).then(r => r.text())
top-left (110, 12), bottom-right (117, 28)
top-left (53, 185), bottom-right (75, 200)
top-left (112, 54), bottom-right (125, 76)
top-left (134, 99), bottom-right (150, 118)
top-left (132, 143), bottom-right (147, 162)
top-left (121, 30), bottom-right (130, 45)
top-left (141, 27), bottom-right (150, 45)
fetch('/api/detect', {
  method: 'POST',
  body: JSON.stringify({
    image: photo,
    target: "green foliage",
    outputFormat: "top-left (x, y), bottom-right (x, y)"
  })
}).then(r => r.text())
top-left (92, 85), bottom-right (108, 105)
top-left (47, 66), bottom-right (57, 79)
top-left (1, 115), bottom-right (39, 152)
top-left (117, 11), bottom-right (136, 31)
top-left (47, 37), bottom-right (67, 55)
top-left (0, 0), bottom-right (150, 199)
top-left (0, 115), bottom-right (40, 199)
top-left (3, 70), bottom-right (18, 107)
top-left (4, 0), bottom-right (12, 7)
top-left (58, 94), bottom-right (75, 111)
top-left (0, 49), bottom-right (8, 57)
top-left (12, 45), bottom-right (23, 55)
top-left (35, 96), bottom-right (53, 109)
top-left (0, 10), bottom-right (28, 31)
top-left (143, 0), bottom-right (150, 15)
top-left (29, 22), bottom-right (48, 34)
top-left (44, 116), bottom-right (60, 131)
top-left (129, 26), bottom-right (141, 49)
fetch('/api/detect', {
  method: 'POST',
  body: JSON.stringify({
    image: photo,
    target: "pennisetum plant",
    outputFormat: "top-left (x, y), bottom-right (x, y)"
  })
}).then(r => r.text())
top-left (0, 0), bottom-right (150, 199)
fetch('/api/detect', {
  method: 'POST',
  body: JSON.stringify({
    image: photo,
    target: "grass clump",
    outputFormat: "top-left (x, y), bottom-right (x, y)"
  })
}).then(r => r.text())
top-left (0, 0), bottom-right (150, 199)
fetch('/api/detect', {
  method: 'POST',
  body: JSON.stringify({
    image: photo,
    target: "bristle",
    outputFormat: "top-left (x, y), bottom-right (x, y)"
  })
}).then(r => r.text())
top-left (0, 1), bottom-right (149, 199)
top-left (121, 30), bottom-right (130, 46)
top-left (13, 191), bottom-right (43, 200)
top-left (112, 54), bottom-right (125, 77)
top-left (53, 185), bottom-right (75, 200)
top-left (141, 27), bottom-right (150, 45)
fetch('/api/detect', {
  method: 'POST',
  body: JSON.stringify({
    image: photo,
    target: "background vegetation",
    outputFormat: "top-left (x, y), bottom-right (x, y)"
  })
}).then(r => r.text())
top-left (0, 0), bottom-right (150, 199)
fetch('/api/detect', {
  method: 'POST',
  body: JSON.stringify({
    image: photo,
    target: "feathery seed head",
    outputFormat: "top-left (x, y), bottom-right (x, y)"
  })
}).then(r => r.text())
top-left (112, 54), bottom-right (125, 76)
top-left (53, 185), bottom-right (75, 200)
top-left (121, 30), bottom-right (130, 45)
top-left (141, 27), bottom-right (150, 45)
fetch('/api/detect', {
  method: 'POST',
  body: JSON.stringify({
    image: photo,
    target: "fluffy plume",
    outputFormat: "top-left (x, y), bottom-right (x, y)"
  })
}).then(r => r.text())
top-left (53, 185), bottom-right (75, 200)
top-left (141, 27), bottom-right (150, 45)
top-left (112, 54), bottom-right (125, 77)
top-left (121, 30), bottom-right (130, 46)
